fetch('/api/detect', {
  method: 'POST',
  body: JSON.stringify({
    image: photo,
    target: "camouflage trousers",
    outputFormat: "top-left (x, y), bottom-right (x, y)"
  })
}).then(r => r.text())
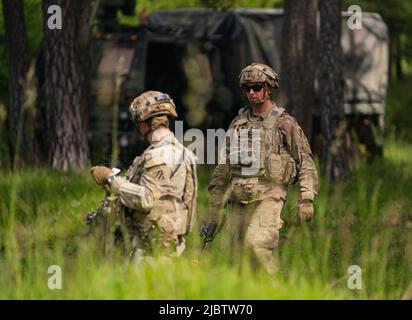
top-left (125, 206), bottom-right (186, 265)
top-left (229, 198), bottom-right (284, 275)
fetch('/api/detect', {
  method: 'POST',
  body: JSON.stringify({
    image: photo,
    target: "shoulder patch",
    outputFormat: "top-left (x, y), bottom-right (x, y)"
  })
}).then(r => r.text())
top-left (144, 161), bottom-right (170, 184)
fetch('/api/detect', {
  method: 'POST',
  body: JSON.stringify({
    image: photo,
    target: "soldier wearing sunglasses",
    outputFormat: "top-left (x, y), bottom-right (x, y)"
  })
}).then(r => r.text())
top-left (207, 63), bottom-right (319, 275)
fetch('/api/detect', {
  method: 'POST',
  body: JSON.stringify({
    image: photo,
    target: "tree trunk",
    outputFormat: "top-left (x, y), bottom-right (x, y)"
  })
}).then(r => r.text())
top-left (388, 28), bottom-right (393, 82)
top-left (281, 0), bottom-right (318, 138)
top-left (2, 0), bottom-right (35, 168)
top-left (318, 0), bottom-right (349, 181)
top-left (42, 0), bottom-right (92, 170)
top-left (395, 33), bottom-right (404, 81)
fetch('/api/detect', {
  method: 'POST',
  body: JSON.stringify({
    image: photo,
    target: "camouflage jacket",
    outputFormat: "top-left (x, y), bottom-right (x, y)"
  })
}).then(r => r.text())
top-left (110, 131), bottom-right (198, 235)
top-left (208, 103), bottom-right (318, 210)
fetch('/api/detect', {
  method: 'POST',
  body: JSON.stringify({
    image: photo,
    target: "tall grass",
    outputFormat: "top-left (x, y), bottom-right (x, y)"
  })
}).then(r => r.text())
top-left (0, 137), bottom-right (411, 299)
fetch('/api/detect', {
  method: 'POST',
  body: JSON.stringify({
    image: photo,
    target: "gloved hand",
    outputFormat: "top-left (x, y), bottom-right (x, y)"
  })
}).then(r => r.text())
top-left (200, 221), bottom-right (218, 243)
top-left (90, 166), bottom-right (113, 187)
top-left (298, 200), bottom-right (314, 222)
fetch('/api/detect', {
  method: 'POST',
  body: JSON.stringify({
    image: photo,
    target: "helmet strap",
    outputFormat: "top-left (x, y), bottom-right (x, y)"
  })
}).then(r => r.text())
top-left (257, 84), bottom-right (271, 103)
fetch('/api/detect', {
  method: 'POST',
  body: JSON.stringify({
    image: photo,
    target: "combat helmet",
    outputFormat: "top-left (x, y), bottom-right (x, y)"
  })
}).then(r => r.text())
top-left (129, 90), bottom-right (178, 122)
top-left (239, 63), bottom-right (279, 89)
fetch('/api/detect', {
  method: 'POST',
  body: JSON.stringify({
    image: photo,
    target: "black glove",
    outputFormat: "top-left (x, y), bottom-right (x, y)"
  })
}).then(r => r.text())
top-left (86, 211), bottom-right (98, 226)
top-left (200, 221), bottom-right (218, 242)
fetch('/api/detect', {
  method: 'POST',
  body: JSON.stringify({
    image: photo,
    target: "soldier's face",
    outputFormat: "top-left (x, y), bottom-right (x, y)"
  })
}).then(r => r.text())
top-left (243, 83), bottom-right (268, 104)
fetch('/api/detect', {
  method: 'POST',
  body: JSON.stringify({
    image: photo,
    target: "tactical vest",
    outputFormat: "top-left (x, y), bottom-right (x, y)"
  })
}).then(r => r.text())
top-left (228, 106), bottom-right (297, 185)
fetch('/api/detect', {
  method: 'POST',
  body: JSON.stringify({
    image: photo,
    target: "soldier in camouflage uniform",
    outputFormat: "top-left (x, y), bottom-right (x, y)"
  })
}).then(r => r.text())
top-left (91, 90), bottom-right (197, 263)
top-left (208, 63), bottom-right (318, 275)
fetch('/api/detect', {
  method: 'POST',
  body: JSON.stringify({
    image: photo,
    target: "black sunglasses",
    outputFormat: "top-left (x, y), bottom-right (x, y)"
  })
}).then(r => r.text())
top-left (242, 83), bottom-right (265, 92)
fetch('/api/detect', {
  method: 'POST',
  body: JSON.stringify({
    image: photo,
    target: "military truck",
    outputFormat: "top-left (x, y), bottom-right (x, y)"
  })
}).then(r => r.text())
top-left (90, 5), bottom-right (389, 166)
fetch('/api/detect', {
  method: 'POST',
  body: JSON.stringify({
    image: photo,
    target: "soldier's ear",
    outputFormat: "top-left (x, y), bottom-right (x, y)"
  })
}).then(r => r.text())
top-left (264, 85), bottom-right (271, 97)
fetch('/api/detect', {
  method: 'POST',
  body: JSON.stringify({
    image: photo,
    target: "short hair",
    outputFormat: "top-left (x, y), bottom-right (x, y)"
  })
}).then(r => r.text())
top-left (148, 115), bottom-right (169, 131)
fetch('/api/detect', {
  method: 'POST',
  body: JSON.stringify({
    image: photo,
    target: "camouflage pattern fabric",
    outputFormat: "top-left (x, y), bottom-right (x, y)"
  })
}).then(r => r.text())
top-left (208, 102), bottom-right (318, 274)
top-left (229, 198), bottom-right (284, 275)
top-left (111, 131), bottom-right (197, 263)
top-left (129, 90), bottom-right (177, 122)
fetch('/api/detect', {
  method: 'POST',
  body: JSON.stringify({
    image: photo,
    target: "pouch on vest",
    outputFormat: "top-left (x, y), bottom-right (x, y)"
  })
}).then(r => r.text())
top-left (266, 152), bottom-right (297, 185)
top-left (282, 156), bottom-right (297, 185)
top-left (266, 153), bottom-right (283, 182)
top-left (231, 177), bottom-right (259, 203)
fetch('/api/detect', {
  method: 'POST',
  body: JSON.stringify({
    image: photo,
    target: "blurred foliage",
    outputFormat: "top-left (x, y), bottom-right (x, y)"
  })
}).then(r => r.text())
top-left (1, 0), bottom-right (284, 106)
top-left (0, 0), bottom-right (42, 171)
top-left (0, 137), bottom-right (411, 298)
top-left (24, 0), bottom-right (43, 57)
top-left (1, 0), bottom-right (412, 102)
top-left (0, 1), bottom-right (8, 101)
top-left (0, 0), bottom-right (43, 100)
top-left (117, 0), bottom-right (283, 25)
top-left (0, 0), bottom-right (412, 299)
top-left (1, 0), bottom-right (412, 163)
top-left (136, 0), bottom-right (283, 12)
top-left (0, 102), bottom-right (10, 171)
top-left (386, 77), bottom-right (412, 142)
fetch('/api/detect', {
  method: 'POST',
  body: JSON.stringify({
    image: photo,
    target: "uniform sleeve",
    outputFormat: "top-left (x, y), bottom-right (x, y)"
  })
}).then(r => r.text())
top-left (207, 117), bottom-right (238, 215)
top-left (280, 116), bottom-right (319, 202)
top-left (208, 163), bottom-right (231, 214)
top-left (110, 157), bottom-right (169, 212)
top-left (110, 177), bottom-right (155, 212)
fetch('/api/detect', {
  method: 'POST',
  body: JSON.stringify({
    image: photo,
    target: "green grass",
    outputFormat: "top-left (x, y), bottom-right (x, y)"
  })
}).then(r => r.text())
top-left (0, 137), bottom-right (411, 299)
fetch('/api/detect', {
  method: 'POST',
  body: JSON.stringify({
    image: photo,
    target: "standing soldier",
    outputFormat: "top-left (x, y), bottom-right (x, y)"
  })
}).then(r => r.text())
top-left (90, 91), bottom-right (197, 263)
top-left (207, 63), bottom-right (318, 275)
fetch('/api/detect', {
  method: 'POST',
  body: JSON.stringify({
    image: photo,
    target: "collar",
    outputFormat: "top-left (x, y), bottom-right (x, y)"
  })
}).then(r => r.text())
top-left (150, 131), bottom-right (175, 148)
top-left (249, 102), bottom-right (280, 121)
